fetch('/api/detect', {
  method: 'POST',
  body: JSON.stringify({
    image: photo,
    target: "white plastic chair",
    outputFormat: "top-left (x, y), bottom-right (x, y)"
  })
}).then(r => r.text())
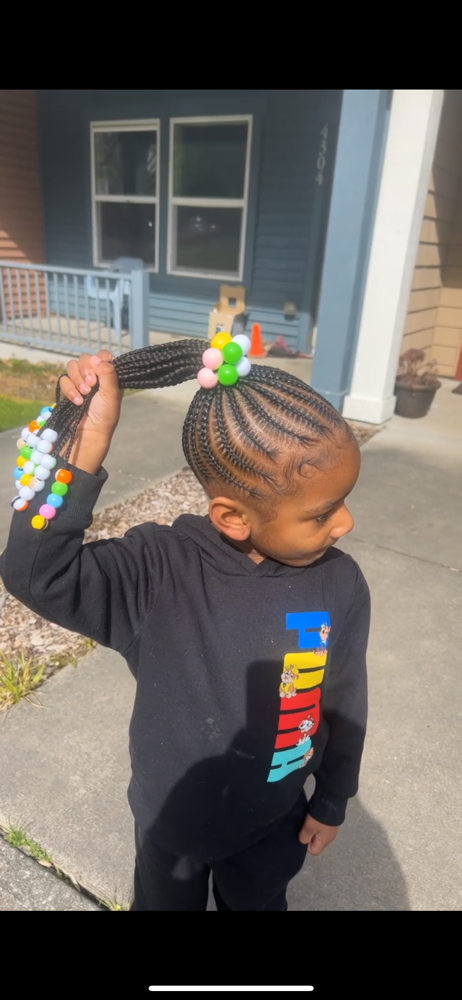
top-left (85, 257), bottom-right (144, 342)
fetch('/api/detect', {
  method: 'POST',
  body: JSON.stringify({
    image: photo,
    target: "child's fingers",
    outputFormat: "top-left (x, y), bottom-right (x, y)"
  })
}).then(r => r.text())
top-left (94, 349), bottom-right (114, 363)
top-left (74, 352), bottom-right (102, 392)
top-left (307, 834), bottom-right (323, 856)
top-left (60, 363), bottom-right (85, 405)
top-left (89, 352), bottom-right (120, 397)
top-left (61, 352), bottom-right (118, 406)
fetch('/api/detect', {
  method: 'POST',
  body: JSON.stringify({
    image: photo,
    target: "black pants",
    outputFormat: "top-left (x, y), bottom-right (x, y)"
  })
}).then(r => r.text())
top-left (131, 793), bottom-right (308, 911)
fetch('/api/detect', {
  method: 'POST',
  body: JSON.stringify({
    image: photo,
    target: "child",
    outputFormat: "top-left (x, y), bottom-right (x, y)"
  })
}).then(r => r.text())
top-left (0, 336), bottom-right (370, 912)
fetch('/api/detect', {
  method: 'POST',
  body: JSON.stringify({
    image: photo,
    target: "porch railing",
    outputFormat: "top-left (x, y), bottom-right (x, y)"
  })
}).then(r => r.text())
top-left (0, 262), bottom-right (150, 356)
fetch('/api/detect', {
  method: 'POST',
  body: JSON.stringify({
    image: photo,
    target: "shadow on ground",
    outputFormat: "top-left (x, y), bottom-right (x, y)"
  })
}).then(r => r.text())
top-left (288, 790), bottom-right (410, 911)
top-left (207, 790), bottom-right (410, 912)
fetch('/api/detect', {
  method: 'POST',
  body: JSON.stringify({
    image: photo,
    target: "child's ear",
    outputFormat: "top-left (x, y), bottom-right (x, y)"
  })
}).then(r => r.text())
top-left (208, 497), bottom-right (251, 542)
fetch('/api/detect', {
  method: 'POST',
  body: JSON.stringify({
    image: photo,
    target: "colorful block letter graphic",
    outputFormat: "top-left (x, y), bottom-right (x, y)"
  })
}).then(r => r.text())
top-left (267, 612), bottom-right (330, 782)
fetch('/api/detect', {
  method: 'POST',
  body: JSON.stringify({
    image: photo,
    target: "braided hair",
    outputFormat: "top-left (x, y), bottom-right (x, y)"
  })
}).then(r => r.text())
top-left (46, 340), bottom-right (354, 504)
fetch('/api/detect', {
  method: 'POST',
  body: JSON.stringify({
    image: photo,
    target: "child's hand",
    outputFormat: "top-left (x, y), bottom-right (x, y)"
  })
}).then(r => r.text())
top-left (299, 814), bottom-right (338, 855)
top-left (59, 350), bottom-right (122, 474)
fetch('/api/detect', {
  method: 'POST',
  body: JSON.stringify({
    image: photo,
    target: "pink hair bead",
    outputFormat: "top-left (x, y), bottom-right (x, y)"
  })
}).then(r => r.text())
top-left (197, 368), bottom-right (218, 389)
top-left (39, 503), bottom-right (57, 520)
top-left (202, 348), bottom-right (223, 371)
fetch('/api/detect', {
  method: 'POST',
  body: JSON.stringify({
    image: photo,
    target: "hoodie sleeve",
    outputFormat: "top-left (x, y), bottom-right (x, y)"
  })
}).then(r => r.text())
top-left (0, 465), bottom-right (163, 656)
top-left (307, 561), bottom-right (370, 826)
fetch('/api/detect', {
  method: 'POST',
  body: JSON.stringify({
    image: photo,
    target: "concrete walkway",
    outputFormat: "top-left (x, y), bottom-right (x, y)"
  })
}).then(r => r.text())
top-left (0, 376), bottom-right (461, 909)
top-left (0, 836), bottom-right (99, 910)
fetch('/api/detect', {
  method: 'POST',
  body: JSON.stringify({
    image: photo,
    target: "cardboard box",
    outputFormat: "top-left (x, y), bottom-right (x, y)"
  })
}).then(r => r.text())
top-left (208, 284), bottom-right (246, 340)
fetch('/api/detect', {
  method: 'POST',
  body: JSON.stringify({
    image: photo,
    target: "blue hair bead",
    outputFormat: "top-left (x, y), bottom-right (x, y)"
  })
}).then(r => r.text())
top-left (46, 493), bottom-right (63, 508)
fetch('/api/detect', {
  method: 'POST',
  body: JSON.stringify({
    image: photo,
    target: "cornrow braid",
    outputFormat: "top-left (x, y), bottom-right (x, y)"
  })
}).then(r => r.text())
top-left (41, 339), bottom-right (353, 500)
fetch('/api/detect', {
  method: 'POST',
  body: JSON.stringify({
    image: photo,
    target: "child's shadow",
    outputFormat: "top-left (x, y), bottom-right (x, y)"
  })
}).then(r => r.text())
top-left (143, 659), bottom-right (410, 911)
top-left (287, 788), bottom-right (411, 911)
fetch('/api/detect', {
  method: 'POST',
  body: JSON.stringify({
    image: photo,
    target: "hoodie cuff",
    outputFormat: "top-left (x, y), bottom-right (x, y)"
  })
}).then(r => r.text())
top-left (307, 786), bottom-right (349, 827)
top-left (60, 464), bottom-right (108, 521)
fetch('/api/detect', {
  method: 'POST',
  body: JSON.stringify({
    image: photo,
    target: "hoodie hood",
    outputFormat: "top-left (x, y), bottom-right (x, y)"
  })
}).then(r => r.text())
top-left (172, 513), bottom-right (329, 578)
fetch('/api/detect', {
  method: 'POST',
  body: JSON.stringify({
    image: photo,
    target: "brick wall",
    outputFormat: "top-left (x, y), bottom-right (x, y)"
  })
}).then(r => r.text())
top-left (0, 89), bottom-right (46, 319)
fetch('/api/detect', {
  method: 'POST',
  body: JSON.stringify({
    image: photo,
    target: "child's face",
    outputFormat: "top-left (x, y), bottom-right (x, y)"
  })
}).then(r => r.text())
top-left (209, 438), bottom-right (361, 567)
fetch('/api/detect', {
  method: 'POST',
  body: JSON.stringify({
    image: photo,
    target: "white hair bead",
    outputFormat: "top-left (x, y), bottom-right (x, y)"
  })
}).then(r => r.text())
top-left (235, 356), bottom-right (252, 377)
top-left (13, 497), bottom-right (28, 511)
top-left (232, 334), bottom-right (251, 356)
top-left (39, 454), bottom-right (57, 470)
top-left (29, 476), bottom-right (46, 491)
top-left (19, 485), bottom-right (35, 501)
top-left (41, 428), bottom-right (58, 443)
top-left (34, 465), bottom-right (51, 481)
top-left (37, 439), bottom-right (53, 454)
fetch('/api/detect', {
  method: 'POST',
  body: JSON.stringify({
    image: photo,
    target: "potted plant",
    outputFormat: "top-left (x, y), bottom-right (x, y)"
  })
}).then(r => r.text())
top-left (394, 348), bottom-right (441, 419)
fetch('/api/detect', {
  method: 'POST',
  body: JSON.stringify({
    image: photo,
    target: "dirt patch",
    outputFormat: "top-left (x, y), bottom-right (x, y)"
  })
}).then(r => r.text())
top-left (0, 359), bottom-right (65, 402)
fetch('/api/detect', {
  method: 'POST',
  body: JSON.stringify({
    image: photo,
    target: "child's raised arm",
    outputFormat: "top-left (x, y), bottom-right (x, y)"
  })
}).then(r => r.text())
top-left (0, 351), bottom-right (161, 655)
top-left (58, 349), bottom-right (122, 474)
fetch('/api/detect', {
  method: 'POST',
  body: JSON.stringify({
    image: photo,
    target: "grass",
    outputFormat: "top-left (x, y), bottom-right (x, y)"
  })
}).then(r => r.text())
top-left (0, 394), bottom-right (50, 432)
top-left (0, 357), bottom-right (139, 431)
top-left (0, 357), bottom-right (64, 399)
top-left (3, 825), bottom-right (129, 909)
top-left (100, 896), bottom-right (129, 911)
top-left (6, 827), bottom-right (53, 865)
top-left (0, 640), bottom-right (96, 713)
top-left (0, 357), bottom-right (64, 431)
top-left (0, 652), bottom-right (45, 710)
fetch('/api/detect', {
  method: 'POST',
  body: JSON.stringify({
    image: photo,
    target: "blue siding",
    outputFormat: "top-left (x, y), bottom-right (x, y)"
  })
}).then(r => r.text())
top-left (311, 90), bottom-right (391, 410)
top-left (37, 90), bottom-right (341, 349)
top-left (252, 91), bottom-right (339, 312)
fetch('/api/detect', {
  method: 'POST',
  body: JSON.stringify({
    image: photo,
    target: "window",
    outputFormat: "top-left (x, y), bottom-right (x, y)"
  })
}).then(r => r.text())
top-left (91, 120), bottom-right (159, 270)
top-left (168, 116), bottom-right (252, 280)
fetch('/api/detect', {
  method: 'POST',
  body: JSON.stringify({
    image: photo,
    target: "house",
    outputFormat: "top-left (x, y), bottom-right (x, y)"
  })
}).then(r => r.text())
top-left (0, 89), bottom-right (458, 423)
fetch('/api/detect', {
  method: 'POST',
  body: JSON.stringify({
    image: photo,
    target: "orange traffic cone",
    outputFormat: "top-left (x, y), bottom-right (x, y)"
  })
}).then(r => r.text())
top-left (248, 322), bottom-right (265, 358)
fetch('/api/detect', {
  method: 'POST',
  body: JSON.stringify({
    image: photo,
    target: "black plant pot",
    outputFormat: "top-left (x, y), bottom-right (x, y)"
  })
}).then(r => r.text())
top-left (394, 381), bottom-right (441, 419)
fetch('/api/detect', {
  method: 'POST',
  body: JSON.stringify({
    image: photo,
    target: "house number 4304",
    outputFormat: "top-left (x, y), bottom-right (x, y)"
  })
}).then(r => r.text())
top-left (315, 125), bottom-right (328, 184)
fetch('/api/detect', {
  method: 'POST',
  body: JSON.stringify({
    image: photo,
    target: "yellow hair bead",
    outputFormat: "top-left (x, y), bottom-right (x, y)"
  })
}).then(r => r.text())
top-left (31, 515), bottom-right (47, 530)
top-left (19, 473), bottom-right (33, 486)
top-left (211, 332), bottom-right (232, 351)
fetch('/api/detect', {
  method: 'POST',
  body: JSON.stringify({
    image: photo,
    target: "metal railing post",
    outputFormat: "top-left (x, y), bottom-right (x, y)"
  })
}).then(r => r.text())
top-left (130, 269), bottom-right (150, 350)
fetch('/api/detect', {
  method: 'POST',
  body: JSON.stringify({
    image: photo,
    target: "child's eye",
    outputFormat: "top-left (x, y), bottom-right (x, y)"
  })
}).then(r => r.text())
top-left (315, 510), bottom-right (334, 524)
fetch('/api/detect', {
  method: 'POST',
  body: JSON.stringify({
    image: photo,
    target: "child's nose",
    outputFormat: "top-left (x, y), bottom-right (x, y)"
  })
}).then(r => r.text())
top-left (330, 506), bottom-right (354, 539)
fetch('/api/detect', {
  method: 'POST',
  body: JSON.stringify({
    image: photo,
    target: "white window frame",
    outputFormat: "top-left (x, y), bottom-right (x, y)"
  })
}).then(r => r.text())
top-left (167, 115), bottom-right (253, 281)
top-left (90, 119), bottom-right (160, 273)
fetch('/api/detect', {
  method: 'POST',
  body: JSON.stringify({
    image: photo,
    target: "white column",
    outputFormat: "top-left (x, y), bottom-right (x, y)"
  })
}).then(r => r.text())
top-left (343, 89), bottom-right (444, 424)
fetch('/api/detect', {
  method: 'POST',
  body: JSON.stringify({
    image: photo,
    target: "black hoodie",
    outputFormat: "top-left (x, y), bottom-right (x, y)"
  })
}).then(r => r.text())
top-left (0, 466), bottom-right (369, 863)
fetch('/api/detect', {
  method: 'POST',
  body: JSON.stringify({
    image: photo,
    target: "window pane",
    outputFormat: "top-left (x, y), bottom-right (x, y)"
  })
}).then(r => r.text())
top-left (95, 130), bottom-right (157, 196)
top-left (174, 206), bottom-right (242, 274)
top-left (173, 123), bottom-right (248, 198)
top-left (99, 203), bottom-right (156, 266)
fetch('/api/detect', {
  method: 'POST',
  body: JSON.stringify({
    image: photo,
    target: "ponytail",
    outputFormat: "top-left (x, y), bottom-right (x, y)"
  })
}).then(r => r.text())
top-left (49, 340), bottom-right (209, 460)
top-left (42, 338), bottom-right (352, 499)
